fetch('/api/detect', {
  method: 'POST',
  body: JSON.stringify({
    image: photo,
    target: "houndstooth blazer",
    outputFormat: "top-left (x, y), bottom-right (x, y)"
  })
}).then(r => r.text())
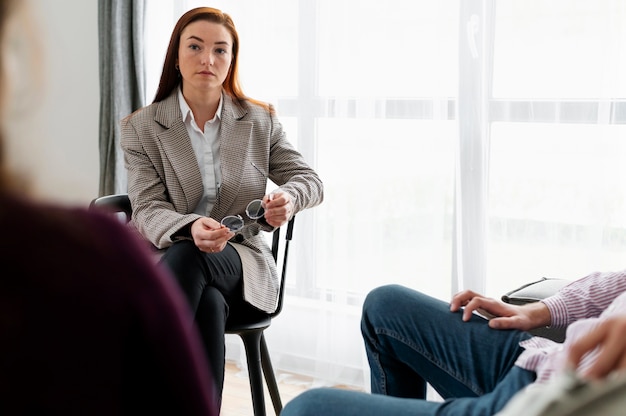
top-left (120, 91), bottom-right (324, 313)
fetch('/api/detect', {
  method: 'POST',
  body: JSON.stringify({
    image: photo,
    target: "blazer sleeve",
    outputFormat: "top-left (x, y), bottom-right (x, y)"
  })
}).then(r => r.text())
top-left (266, 106), bottom-right (324, 214)
top-left (120, 106), bottom-right (203, 249)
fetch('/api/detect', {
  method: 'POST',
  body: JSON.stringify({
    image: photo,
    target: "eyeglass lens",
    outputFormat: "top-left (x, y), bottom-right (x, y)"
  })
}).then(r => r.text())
top-left (220, 199), bottom-right (265, 232)
top-left (246, 199), bottom-right (265, 219)
top-left (221, 215), bottom-right (244, 232)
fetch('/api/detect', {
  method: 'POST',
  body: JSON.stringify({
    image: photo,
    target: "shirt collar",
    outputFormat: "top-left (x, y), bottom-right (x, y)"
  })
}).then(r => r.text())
top-left (177, 87), bottom-right (223, 123)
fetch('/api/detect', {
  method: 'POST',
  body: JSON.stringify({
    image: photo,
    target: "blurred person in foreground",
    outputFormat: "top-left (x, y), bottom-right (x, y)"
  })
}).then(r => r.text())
top-left (0, 1), bottom-right (218, 414)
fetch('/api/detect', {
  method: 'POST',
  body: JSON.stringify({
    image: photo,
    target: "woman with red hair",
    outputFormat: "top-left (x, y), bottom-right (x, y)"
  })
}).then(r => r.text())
top-left (121, 7), bottom-right (324, 407)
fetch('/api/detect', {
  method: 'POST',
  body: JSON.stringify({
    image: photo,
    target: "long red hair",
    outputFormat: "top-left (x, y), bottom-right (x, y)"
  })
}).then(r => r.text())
top-left (153, 7), bottom-right (271, 113)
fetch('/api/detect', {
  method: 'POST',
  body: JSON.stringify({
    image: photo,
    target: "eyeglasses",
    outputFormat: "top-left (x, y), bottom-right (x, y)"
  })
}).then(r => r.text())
top-left (220, 199), bottom-right (265, 232)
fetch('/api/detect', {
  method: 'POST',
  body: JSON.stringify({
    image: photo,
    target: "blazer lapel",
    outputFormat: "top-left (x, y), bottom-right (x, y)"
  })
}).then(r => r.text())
top-left (211, 95), bottom-right (253, 218)
top-left (155, 93), bottom-right (204, 213)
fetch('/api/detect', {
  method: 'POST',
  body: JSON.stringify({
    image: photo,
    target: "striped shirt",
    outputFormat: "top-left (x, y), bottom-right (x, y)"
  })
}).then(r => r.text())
top-left (515, 269), bottom-right (626, 383)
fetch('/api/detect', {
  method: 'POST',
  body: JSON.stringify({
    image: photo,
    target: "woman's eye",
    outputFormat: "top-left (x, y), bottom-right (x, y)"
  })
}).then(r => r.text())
top-left (189, 44), bottom-right (200, 51)
top-left (215, 48), bottom-right (227, 54)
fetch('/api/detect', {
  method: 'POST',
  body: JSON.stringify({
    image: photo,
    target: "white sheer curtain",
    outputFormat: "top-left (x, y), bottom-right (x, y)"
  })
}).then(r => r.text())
top-left (144, 0), bottom-right (626, 390)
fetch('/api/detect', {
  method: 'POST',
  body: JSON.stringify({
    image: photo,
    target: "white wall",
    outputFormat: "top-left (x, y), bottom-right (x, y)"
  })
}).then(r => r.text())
top-left (9, 0), bottom-right (99, 205)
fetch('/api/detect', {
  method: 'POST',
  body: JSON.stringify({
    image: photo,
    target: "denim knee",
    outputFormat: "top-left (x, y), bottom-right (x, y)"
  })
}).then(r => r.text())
top-left (361, 284), bottom-right (410, 342)
top-left (363, 284), bottom-right (405, 317)
top-left (281, 388), bottom-right (334, 416)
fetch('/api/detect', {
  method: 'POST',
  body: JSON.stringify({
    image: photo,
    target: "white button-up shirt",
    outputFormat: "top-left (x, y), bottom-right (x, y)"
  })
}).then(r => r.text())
top-left (178, 88), bottom-right (223, 216)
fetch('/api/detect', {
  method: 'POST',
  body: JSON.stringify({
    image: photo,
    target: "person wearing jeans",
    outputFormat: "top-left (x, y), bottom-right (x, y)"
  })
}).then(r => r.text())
top-left (282, 269), bottom-right (626, 416)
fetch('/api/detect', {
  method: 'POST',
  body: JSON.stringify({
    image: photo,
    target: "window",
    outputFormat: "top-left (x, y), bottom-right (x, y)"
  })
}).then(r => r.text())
top-left (487, 0), bottom-right (626, 296)
top-left (144, 0), bottom-right (626, 387)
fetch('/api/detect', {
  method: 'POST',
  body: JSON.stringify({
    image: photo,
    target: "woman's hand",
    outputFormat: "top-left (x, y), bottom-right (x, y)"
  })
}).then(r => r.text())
top-left (450, 290), bottom-right (551, 331)
top-left (190, 217), bottom-right (234, 253)
top-left (262, 191), bottom-right (294, 228)
top-left (566, 315), bottom-right (626, 380)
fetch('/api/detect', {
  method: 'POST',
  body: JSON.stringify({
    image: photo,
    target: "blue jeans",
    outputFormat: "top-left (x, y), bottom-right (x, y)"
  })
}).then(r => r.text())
top-left (281, 284), bottom-right (535, 416)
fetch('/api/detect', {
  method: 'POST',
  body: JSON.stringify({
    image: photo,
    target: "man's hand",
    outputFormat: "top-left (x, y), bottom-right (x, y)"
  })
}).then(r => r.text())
top-left (450, 290), bottom-right (551, 331)
top-left (566, 315), bottom-right (626, 380)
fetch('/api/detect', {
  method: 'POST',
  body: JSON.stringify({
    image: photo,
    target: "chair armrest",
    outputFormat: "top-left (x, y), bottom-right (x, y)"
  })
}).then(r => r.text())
top-left (501, 277), bottom-right (570, 342)
top-left (501, 277), bottom-right (570, 306)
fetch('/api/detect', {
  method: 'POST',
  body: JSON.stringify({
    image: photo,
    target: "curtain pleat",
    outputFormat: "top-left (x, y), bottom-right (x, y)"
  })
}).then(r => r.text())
top-left (97, 0), bottom-right (145, 196)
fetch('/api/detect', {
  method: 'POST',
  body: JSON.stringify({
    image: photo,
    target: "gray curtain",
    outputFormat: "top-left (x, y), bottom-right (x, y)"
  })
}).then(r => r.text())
top-left (98, 0), bottom-right (146, 196)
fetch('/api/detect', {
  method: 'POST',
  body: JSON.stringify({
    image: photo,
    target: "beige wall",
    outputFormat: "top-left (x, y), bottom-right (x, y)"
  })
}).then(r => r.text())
top-left (8, 0), bottom-right (99, 205)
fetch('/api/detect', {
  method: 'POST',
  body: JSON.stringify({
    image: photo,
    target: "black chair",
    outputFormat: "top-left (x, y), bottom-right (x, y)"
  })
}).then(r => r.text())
top-left (89, 193), bottom-right (294, 416)
top-left (89, 193), bottom-right (132, 221)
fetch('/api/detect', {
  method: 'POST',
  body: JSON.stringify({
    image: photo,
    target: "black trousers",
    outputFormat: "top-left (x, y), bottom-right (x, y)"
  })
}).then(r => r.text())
top-left (160, 240), bottom-right (262, 402)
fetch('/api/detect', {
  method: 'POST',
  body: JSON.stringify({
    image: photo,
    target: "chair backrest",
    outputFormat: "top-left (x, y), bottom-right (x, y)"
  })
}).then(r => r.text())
top-left (89, 193), bottom-right (295, 317)
top-left (88, 194), bottom-right (132, 222)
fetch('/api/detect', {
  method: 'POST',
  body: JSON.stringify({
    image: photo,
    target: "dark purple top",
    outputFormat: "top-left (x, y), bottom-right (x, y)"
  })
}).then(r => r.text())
top-left (0, 192), bottom-right (218, 415)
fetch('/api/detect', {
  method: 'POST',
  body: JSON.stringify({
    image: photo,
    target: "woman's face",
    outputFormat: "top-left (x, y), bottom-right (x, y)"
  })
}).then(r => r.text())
top-left (177, 20), bottom-right (233, 94)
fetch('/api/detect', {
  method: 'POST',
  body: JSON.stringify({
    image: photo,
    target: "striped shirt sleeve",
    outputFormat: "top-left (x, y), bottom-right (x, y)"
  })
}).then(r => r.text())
top-left (541, 269), bottom-right (626, 328)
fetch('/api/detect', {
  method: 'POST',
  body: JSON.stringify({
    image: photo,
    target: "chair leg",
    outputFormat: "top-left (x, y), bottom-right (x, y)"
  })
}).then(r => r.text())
top-left (239, 330), bottom-right (267, 416)
top-left (260, 333), bottom-right (283, 414)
